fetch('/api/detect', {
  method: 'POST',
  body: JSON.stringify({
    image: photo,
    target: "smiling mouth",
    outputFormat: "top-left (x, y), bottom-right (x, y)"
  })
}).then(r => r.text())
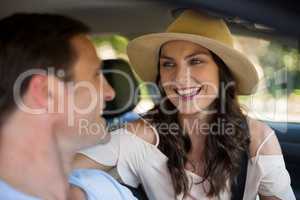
top-left (175, 86), bottom-right (204, 100)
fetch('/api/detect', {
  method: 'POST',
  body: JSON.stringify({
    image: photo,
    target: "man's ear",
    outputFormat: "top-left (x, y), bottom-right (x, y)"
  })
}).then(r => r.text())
top-left (27, 74), bottom-right (65, 112)
top-left (26, 74), bottom-right (49, 109)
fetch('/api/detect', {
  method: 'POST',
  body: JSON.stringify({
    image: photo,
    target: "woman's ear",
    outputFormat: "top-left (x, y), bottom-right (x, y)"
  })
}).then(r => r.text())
top-left (158, 80), bottom-right (165, 94)
top-left (158, 80), bottom-right (162, 88)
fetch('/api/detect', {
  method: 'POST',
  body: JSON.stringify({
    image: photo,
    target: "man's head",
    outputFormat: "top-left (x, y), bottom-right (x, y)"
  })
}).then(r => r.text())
top-left (0, 13), bottom-right (115, 148)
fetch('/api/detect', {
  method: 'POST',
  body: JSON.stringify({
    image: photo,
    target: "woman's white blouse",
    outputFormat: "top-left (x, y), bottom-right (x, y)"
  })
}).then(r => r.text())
top-left (79, 128), bottom-right (295, 200)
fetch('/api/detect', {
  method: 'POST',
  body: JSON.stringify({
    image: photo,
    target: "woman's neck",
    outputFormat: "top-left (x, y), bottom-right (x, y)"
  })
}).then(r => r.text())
top-left (178, 112), bottom-right (210, 161)
top-left (178, 112), bottom-right (210, 137)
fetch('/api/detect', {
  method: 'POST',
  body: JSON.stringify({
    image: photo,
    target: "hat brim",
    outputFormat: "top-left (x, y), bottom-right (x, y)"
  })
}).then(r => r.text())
top-left (127, 32), bottom-right (259, 95)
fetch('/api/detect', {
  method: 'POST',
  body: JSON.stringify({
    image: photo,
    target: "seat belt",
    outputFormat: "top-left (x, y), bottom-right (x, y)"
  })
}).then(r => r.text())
top-left (121, 184), bottom-right (149, 200)
top-left (231, 151), bottom-right (248, 200)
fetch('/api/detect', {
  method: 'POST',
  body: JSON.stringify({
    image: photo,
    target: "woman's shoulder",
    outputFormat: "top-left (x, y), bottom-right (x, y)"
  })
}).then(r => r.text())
top-left (247, 117), bottom-right (282, 158)
top-left (124, 118), bottom-right (158, 146)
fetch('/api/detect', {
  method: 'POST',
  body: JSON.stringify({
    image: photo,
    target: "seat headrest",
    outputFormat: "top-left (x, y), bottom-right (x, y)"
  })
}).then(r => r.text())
top-left (102, 59), bottom-right (139, 119)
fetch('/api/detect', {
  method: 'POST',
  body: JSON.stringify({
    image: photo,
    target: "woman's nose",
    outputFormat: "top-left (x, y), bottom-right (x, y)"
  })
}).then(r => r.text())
top-left (175, 64), bottom-right (191, 84)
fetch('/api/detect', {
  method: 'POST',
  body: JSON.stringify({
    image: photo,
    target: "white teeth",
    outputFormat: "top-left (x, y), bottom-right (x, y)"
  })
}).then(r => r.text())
top-left (176, 87), bottom-right (201, 96)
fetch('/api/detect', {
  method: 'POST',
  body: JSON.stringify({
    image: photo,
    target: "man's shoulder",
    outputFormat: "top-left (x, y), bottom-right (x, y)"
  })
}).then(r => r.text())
top-left (69, 169), bottom-right (137, 200)
top-left (0, 179), bottom-right (40, 200)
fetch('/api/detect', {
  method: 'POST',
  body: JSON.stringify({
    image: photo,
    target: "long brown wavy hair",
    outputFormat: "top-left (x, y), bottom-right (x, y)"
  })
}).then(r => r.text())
top-left (144, 52), bottom-right (250, 198)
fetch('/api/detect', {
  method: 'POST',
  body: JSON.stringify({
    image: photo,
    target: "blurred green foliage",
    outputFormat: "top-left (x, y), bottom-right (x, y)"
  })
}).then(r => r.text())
top-left (259, 42), bottom-right (300, 97)
top-left (92, 34), bottom-right (128, 54)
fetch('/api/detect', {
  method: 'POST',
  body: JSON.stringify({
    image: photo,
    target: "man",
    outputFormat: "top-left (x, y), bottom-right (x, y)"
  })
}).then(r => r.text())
top-left (0, 13), bottom-right (135, 200)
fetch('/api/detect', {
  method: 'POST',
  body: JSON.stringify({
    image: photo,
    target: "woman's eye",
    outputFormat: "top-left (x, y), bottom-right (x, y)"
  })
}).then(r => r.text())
top-left (161, 61), bottom-right (175, 68)
top-left (189, 58), bottom-right (204, 65)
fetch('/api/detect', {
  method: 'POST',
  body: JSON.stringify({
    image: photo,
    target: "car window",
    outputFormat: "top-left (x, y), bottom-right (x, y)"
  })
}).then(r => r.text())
top-left (232, 33), bottom-right (300, 123)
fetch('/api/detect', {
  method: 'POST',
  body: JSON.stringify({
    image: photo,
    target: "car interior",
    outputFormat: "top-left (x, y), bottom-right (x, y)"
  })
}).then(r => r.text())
top-left (1, 0), bottom-right (299, 199)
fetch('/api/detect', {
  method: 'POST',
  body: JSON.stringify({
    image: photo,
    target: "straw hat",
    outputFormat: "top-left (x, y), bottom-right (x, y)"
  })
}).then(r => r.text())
top-left (127, 10), bottom-right (259, 95)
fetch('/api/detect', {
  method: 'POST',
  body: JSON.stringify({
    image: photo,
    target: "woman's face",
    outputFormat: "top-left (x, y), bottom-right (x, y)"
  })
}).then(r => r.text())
top-left (159, 40), bottom-right (219, 115)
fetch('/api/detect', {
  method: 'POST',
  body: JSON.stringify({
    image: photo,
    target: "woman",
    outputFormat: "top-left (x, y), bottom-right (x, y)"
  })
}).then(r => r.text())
top-left (73, 10), bottom-right (295, 200)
